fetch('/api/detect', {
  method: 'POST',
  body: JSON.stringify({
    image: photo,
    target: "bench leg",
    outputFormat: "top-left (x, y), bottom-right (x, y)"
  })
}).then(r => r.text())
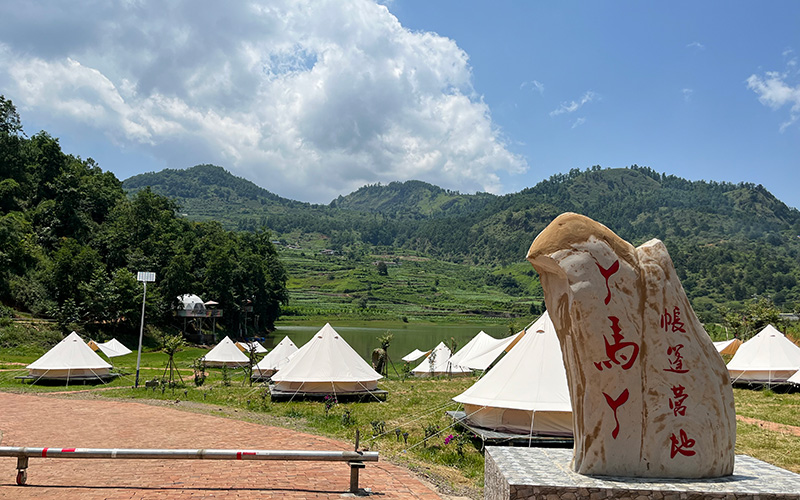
top-left (349, 461), bottom-right (365, 494)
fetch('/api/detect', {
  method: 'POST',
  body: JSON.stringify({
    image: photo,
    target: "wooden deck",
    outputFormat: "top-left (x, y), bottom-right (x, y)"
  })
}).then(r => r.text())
top-left (269, 385), bottom-right (388, 402)
top-left (446, 411), bottom-right (574, 450)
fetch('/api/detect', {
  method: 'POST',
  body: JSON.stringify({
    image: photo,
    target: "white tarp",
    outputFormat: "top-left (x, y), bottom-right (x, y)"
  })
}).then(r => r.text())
top-left (727, 324), bottom-right (800, 383)
top-left (713, 338), bottom-right (742, 356)
top-left (412, 342), bottom-right (471, 377)
top-left (95, 338), bottom-right (132, 358)
top-left (401, 348), bottom-right (428, 363)
top-left (252, 336), bottom-right (298, 378)
top-left (453, 312), bottom-right (573, 436)
top-left (28, 331), bottom-right (112, 379)
top-left (201, 336), bottom-right (250, 367)
top-left (271, 324), bottom-right (382, 393)
top-left (237, 341), bottom-right (268, 354)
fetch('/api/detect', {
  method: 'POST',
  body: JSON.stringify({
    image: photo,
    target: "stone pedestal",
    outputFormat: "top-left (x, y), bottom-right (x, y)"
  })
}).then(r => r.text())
top-left (485, 447), bottom-right (800, 500)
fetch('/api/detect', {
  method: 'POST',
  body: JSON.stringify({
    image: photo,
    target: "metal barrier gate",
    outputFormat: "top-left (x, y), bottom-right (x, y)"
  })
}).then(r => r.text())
top-left (0, 446), bottom-right (379, 493)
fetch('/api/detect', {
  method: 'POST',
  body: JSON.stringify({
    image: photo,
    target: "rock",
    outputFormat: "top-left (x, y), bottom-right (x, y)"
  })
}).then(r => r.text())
top-left (526, 213), bottom-right (735, 478)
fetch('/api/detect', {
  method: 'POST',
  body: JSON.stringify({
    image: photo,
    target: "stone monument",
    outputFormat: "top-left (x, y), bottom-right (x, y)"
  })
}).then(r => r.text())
top-left (526, 213), bottom-right (736, 478)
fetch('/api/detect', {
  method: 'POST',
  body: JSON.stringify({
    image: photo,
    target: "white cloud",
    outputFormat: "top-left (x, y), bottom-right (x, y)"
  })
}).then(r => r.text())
top-left (747, 67), bottom-right (800, 132)
top-left (682, 88), bottom-right (694, 102)
top-left (549, 91), bottom-right (596, 116)
top-left (686, 41), bottom-right (705, 50)
top-left (571, 117), bottom-right (586, 129)
top-left (0, 0), bottom-right (527, 203)
top-left (521, 80), bottom-right (545, 94)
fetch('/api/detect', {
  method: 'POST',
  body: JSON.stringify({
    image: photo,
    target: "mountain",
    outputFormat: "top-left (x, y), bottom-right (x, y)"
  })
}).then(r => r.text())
top-left (123, 164), bottom-right (800, 317)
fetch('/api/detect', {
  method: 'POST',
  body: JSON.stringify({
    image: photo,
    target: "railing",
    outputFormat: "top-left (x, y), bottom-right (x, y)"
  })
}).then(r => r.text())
top-left (0, 446), bottom-right (378, 493)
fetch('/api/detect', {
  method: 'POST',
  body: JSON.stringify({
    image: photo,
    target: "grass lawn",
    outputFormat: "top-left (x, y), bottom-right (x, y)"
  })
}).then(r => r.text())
top-left (2, 347), bottom-right (799, 496)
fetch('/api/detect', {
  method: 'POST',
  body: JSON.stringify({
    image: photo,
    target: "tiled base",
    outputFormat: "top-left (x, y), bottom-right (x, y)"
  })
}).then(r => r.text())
top-left (485, 447), bottom-right (800, 500)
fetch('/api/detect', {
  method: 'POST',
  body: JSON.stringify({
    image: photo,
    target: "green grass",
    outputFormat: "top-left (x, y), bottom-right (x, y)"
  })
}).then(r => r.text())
top-left (736, 422), bottom-right (800, 474)
top-left (733, 388), bottom-right (800, 427)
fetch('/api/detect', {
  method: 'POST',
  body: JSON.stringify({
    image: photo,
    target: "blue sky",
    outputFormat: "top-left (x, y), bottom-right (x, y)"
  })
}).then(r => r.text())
top-left (1, 1), bottom-right (798, 208)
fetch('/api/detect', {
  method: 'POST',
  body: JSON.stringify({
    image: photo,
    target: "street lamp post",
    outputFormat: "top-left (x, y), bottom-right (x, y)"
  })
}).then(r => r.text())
top-left (135, 272), bottom-right (156, 388)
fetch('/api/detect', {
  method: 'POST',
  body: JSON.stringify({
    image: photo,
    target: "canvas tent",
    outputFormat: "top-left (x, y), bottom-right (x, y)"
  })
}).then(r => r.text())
top-left (727, 324), bottom-right (800, 383)
top-left (271, 324), bottom-right (383, 394)
top-left (252, 336), bottom-right (298, 379)
top-left (448, 331), bottom-right (499, 370)
top-left (411, 342), bottom-right (471, 377)
top-left (456, 330), bottom-right (525, 371)
top-left (788, 369), bottom-right (800, 386)
top-left (26, 332), bottom-right (114, 381)
top-left (713, 338), bottom-right (743, 356)
top-left (201, 336), bottom-right (250, 367)
top-left (453, 312), bottom-right (573, 436)
top-left (401, 348), bottom-right (429, 363)
top-left (89, 338), bottom-right (132, 358)
top-left (236, 341), bottom-right (268, 354)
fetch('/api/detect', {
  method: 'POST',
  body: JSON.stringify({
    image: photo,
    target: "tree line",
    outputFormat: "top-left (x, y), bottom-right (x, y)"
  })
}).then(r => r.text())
top-left (0, 96), bottom-right (288, 339)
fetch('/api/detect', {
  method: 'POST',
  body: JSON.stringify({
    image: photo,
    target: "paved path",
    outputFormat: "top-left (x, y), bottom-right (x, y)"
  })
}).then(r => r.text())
top-left (0, 392), bottom-right (443, 499)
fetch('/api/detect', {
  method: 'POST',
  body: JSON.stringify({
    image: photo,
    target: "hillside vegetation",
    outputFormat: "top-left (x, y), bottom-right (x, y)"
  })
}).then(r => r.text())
top-left (125, 164), bottom-right (800, 325)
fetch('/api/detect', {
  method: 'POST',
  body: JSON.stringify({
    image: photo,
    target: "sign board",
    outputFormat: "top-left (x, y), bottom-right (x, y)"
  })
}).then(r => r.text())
top-left (137, 272), bottom-right (156, 282)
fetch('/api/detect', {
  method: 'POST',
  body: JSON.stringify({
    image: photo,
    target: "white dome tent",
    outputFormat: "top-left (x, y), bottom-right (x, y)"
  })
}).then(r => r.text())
top-left (270, 324), bottom-right (384, 399)
top-left (201, 336), bottom-right (250, 368)
top-left (453, 312), bottom-right (573, 437)
top-left (252, 336), bottom-right (298, 380)
top-left (90, 338), bottom-right (133, 358)
top-left (727, 324), bottom-right (800, 384)
top-left (24, 332), bottom-right (115, 384)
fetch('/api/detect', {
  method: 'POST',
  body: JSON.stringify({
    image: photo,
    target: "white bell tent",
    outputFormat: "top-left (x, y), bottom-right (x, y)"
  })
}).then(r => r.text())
top-left (90, 338), bottom-right (133, 358)
top-left (236, 341), bottom-right (268, 354)
top-left (271, 324), bottom-right (383, 394)
top-left (401, 348), bottom-right (429, 363)
top-left (713, 338), bottom-right (742, 356)
top-left (26, 332), bottom-right (114, 382)
top-left (449, 331), bottom-right (500, 370)
top-left (453, 312), bottom-right (573, 436)
top-left (252, 336), bottom-right (298, 379)
top-left (411, 342), bottom-right (471, 377)
top-left (201, 336), bottom-right (250, 368)
top-left (727, 325), bottom-right (800, 384)
top-left (787, 368), bottom-right (800, 386)
top-left (455, 329), bottom-right (524, 371)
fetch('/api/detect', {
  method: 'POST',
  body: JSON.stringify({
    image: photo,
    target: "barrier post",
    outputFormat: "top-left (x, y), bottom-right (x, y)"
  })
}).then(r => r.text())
top-left (349, 461), bottom-right (365, 493)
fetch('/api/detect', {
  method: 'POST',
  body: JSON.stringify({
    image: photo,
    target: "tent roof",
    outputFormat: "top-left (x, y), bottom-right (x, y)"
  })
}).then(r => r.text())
top-left (177, 294), bottom-right (205, 310)
top-left (271, 324), bottom-right (382, 383)
top-left (255, 336), bottom-right (298, 371)
top-left (449, 331), bottom-right (502, 369)
top-left (401, 348), bottom-right (428, 363)
top-left (457, 330), bottom-right (523, 370)
top-left (727, 324), bottom-right (800, 371)
top-left (95, 338), bottom-right (132, 358)
top-left (453, 311), bottom-right (571, 412)
top-left (713, 338), bottom-right (742, 356)
top-left (202, 336), bottom-right (250, 363)
top-left (237, 341), bottom-right (268, 354)
top-left (412, 342), bottom-right (471, 374)
top-left (28, 332), bottom-right (112, 371)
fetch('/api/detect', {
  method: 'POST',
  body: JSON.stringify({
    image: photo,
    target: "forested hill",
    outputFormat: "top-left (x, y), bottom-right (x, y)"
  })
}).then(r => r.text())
top-left (124, 164), bottom-right (800, 315)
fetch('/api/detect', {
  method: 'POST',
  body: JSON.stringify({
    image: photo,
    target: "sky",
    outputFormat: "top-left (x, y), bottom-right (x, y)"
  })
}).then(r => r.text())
top-left (1, 1), bottom-right (798, 208)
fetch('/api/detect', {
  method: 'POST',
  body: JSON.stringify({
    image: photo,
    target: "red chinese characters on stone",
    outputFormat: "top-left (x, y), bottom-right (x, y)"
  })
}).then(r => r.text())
top-left (669, 385), bottom-right (688, 417)
top-left (660, 306), bottom-right (686, 333)
top-left (594, 316), bottom-right (640, 371)
top-left (664, 344), bottom-right (689, 374)
top-left (596, 260), bottom-right (620, 305)
top-left (603, 388), bottom-right (629, 439)
top-left (669, 429), bottom-right (697, 458)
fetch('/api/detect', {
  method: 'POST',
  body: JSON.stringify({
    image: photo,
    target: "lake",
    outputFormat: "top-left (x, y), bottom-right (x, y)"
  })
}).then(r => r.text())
top-left (267, 322), bottom-right (518, 365)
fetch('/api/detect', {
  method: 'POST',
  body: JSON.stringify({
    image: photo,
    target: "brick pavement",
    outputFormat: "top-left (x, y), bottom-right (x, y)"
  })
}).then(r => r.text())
top-left (0, 392), bottom-right (444, 499)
